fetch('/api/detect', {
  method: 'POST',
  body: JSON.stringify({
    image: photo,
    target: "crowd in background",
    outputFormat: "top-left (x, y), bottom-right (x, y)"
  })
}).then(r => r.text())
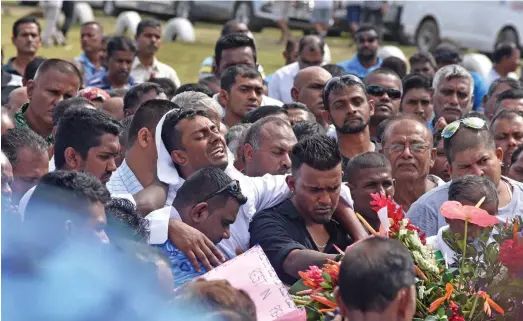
top-left (1, 4), bottom-right (523, 321)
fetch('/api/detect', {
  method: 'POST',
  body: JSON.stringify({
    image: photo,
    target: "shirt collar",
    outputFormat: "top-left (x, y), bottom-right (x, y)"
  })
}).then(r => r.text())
top-left (3, 57), bottom-right (21, 76)
top-left (133, 56), bottom-right (159, 69)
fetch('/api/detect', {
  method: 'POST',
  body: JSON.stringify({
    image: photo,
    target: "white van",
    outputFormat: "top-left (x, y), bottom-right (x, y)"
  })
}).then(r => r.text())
top-left (400, 1), bottom-right (523, 54)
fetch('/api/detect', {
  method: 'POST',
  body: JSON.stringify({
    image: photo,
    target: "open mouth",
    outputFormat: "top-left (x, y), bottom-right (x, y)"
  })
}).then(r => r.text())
top-left (210, 145), bottom-right (225, 157)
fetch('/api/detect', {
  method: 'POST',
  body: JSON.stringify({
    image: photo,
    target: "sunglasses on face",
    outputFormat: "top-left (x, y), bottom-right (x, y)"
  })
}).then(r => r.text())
top-left (198, 180), bottom-right (241, 203)
top-left (441, 117), bottom-right (487, 139)
top-left (322, 74), bottom-right (365, 105)
top-left (356, 36), bottom-right (377, 44)
top-left (366, 85), bottom-right (402, 100)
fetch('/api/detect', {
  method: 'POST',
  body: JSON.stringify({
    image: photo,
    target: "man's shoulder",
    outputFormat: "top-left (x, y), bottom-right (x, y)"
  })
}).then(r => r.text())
top-left (274, 62), bottom-right (299, 77)
top-left (262, 95), bottom-right (283, 106)
top-left (408, 182), bottom-right (450, 214)
top-left (253, 200), bottom-right (294, 222)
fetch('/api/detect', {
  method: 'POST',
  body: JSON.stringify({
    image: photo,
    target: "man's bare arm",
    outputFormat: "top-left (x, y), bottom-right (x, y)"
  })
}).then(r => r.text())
top-left (334, 200), bottom-right (368, 242)
top-left (283, 249), bottom-right (337, 280)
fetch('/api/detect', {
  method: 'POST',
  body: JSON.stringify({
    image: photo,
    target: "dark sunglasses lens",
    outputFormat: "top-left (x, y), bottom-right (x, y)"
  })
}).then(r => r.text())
top-left (388, 90), bottom-right (402, 99)
top-left (367, 86), bottom-right (384, 95)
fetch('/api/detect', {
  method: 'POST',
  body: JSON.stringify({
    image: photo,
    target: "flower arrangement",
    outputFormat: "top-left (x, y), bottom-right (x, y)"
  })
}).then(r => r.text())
top-left (289, 193), bottom-right (523, 321)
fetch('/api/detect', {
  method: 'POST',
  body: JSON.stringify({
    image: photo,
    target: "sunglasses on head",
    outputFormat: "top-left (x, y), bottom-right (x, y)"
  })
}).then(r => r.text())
top-left (322, 74), bottom-right (365, 104)
top-left (441, 117), bottom-right (487, 139)
top-left (198, 180), bottom-right (241, 203)
top-left (366, 85), bottom-right (402, 100)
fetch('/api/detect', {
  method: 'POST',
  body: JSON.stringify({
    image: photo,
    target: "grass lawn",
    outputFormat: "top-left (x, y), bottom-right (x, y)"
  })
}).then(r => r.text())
top-left (1, 3), bottom-right (417, 83)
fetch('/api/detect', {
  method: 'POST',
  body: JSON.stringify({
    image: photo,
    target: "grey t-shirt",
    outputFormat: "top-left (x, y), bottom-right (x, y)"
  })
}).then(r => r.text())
top-left (407, 176), bottom-right (523, 237)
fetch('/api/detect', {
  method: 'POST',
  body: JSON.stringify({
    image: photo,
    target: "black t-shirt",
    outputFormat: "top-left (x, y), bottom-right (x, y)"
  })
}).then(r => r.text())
top-left (249, 199), bottom-right (353, 285)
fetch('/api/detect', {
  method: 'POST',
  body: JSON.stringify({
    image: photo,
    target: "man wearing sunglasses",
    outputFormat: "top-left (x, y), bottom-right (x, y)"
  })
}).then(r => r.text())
top-left (338, 25), bottom-right (382, 78)
top-left (364, 68), bottom-right (402, 139)
top-left (147, 167), bottom-right (247, 288)
top-left (407, 117), bottom-right (523, 237)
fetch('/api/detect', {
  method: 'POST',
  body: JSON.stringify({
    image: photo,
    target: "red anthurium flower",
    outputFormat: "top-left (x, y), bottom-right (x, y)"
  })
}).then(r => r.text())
top-left (440, 201), bottom-right (499, 227)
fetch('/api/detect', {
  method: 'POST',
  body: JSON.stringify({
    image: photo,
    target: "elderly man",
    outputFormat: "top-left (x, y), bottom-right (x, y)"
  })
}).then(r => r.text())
top-left (407, 117), bottom-right (523, 237)
top-left (242, 116), bottom-right (297, 177)
top-left (382, 115), bottom-right (444, 211)
top-left (15, 59), bottom-right (82, 144)
top-left (364, 68), bottom-right (403, 139)
top-left (431, 64), bottom-right (474, 131)
top-left (291, 66), bottom-right (332, 128)
top-left (268, 35), bottom-right (325, 103)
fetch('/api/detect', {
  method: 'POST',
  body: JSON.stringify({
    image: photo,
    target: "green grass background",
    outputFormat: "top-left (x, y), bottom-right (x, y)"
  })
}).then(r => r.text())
top-left (1, 3), bottom-right (417, 83)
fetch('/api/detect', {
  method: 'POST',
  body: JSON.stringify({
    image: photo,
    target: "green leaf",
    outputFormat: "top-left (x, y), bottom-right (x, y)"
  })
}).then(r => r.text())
top-left (437, 307), bottom-right (446, 317)
top-left (322, 271), bottom-right (332, 283)
top-left (320, 282), bottom-right (332, 289)
top-left (289, 279), bottom-right (308, 295)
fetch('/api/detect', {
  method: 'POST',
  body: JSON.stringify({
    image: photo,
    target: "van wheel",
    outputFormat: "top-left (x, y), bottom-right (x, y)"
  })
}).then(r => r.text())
top-left (415, 18), bottom-right (439, 52)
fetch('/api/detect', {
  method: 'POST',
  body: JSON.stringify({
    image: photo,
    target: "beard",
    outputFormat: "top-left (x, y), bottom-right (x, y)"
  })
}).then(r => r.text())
top-left (334, 118), bottom-right (368, 134)
top-left (357, 49), bottom-right (377, 61)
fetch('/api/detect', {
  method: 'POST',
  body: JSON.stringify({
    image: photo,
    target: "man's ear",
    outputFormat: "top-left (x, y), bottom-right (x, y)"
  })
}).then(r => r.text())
top-left (171, 150), bottom-right (187, 168)
top-left (190, 202), bottom-right (210, 224)
top-left (137, 127), bottom-right (151, 149)
top-left (429, 147), bottom-right (437, 168)
top-left (445, 161), bottom-right (453, 178)
top-left (482, 94), bottom-right (488, 109)
top-left (368, 97), bottom-right (375, 117)
top-left (26, 80), bottom-right (35, 101)
top-left (290, 87), bottom-right (299, 101)
top-left (219, 89), bottom-right (229, 107)
top-left (496, 146), bottom-right (504, 164)
top-left (64, 147), bottom-right (82, 170)
top-left (322, 109), bottom-right (332, 125)
top-left (395, 286), bottom-right (417, 321)
top-left (244, 143), bottom-right (254, 163)
top-left (286, 175), bottom-right (295, 193)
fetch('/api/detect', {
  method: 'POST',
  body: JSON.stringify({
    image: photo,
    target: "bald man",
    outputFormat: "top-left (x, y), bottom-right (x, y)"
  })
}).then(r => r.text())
top-left (1, 107), bottom-right (15, 135)
top-left (102, 97), bottom-right (124, 120)
top-left (6, 87), bottom-right (28, 113)
top-left (15, 58), bottom-right (82, 144)
top-left (291, 66), bottom-right (332, 128)
top-left (269, 35), bottom-right (325, 103)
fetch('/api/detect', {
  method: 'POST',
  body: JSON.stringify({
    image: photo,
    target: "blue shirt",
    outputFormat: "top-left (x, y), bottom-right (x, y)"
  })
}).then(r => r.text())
top-left (337, 55), bottom-right (382, 78)
top-left (155, 240), bottom-right (207, 288)
top-left (470, 71), bottom-right (487, 112)
top-left (86, 71), bottom-right (135, 91)
top-left (75, 53), bottom-right (106, 84)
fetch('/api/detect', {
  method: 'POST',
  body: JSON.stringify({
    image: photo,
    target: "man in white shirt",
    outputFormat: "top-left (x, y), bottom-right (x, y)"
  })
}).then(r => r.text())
top-left (268, 35), bottom-right (325, 104)
top-left (407, 117), bottom-right (523, 237)
top-left (485, 42), bottom-right (520, 88)
top-left (145, 108), bottom-right (367, 268)
top-left (131, 19), bottom-right (181, 88)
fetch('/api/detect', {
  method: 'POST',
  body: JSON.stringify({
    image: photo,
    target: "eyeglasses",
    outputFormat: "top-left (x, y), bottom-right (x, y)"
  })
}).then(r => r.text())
top-left (322, 74), bottom-right (365, 104)
top-left (441, 117), bottom-right (487, 139)
top-left (385, 142), bottom-right (430, 154)
top-left (198, 180), bottom-right (241, 203)
top-left (366, 85), bottom-right (402, 100)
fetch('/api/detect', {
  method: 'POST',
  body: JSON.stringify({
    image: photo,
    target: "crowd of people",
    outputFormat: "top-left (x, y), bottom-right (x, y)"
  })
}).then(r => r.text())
top-left (1, 8), bottom-right (523, 321)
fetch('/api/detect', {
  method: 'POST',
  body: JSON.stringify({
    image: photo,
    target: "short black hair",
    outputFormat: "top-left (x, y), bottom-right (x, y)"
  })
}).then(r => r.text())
top-left (2, 127), bottom-right (49, 166)
top-left (123, 82), bottom-right (163, 112)
top-left (381, 56), bottom-right (407, 79)
top-left (343, 152), bottom-right (391, 183)
top-left (24, 171), bottom-right (111, 249)
top-left (364, 67), bottom-right (401, 85)
top-left (120, 115), bottom-right (134, 150)
top-left (400, 73), bottom-right (431, 111)
top-left (409, 51), bottom-right (436, 68)
top-left (54, 108), bottom-right (121, 170)
top-left (511, 144), bottom-right (523, 165)
top-left (490, 109), bottom-right (523, 129)
top-left (285, 38), bottom-right (298, 53)
top-left (433, 129), bottom-right (443, 148)
top-left (221, 20), bottom-right (246, 36)
top-left (136, 19), bottom-right (161, 37)
top-left (292, 120), bottom-right (326, 141)
top-left (161, 108), bottom-right (206, 154)
top-left (149, 77), bottom-right (177, 100)
top-left (492, 42), bottom-right (518, 64)
top-left (243, 116), bottom-right (292, 149)
top-left (338, 237), bottom-right (415, 312)
top-left (214, 34), bottom-right (257, 69)
top-left (433, 42), bottom-right (463, 64)
top-left (282, 102), bottom-right (309, 112)
top-left (322, 64), bottom-right (345, 77)
top-left (12, 16), bottom-right (41, 37)
top-left (496, 88), bottom-right (523, 106)
top-left (52, 97), bottom-right (95, 126)
top-left (243, 105), bottom-right (287, 123)
top-left (220, 64), bottom-right (261, 92)
top-left (443, 125), bottom-right (495, 164)
top-left (225, 123), bottom-right (252, 155)
top-left (381, 115), bottom-right (432, 146)
top-left (23, 57), bottom-right (46, 82)
top-left (487, 77), bottom-right (521, 97)
top-left (463, 111), bottom-right (489, 123)
top-left (128, 99), bottom-right (177, 146)
top-left (323, 75), bottom-right (366, 111)
top-left (298, 35), bottom-right (325, 56)
top-left (175, 83), bottom-right (213, 98)
top-left (34, 58), bottom-right (83, 85)
top-left (354, 24), bottom-right (379, 37)
top-left (448, 175), bottom-right (499, 208)
top-left (107, 36), bottom-right (136, 59)
top-left (105, 197), bottom-right (150, 243)
top-left (290, 135), bottom-right (341, 173)
top-left (173, 167), bottom-right (247, 209)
